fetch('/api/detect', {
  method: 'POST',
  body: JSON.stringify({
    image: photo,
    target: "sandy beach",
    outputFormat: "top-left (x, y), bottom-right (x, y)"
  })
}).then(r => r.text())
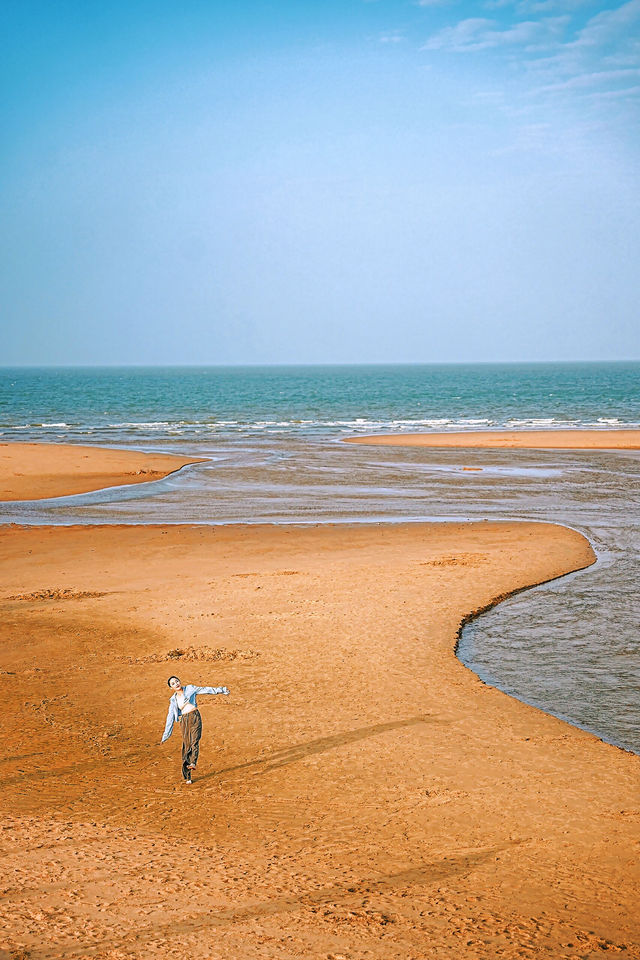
top-left (0, 442), bottom-right (205, 501)
top-left (1, 443), bottom-right (639, 959)
top-left (343, 429), bottom-right (640, 449)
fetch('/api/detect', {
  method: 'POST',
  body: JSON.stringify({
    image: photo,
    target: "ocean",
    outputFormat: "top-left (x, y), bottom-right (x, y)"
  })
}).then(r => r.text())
top-left (1, 362), bottom-right (639, 753)
top-left (1, 363), bottom-right (638, 443)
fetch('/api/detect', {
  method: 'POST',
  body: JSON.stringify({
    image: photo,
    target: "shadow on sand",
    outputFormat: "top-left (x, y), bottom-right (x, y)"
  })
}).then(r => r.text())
top-left (42, 844), bottom-right (503, 959)
top-left (197, 713), bottom-right (447, 782)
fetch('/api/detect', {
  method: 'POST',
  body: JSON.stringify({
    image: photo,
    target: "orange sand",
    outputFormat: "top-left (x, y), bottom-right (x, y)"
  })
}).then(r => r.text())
top-left (0, 442), bottom-right (205, 500)
top-left (344, 429), bottom-right (640, 449)
top-left (1, 515), bottom-right (639, 959)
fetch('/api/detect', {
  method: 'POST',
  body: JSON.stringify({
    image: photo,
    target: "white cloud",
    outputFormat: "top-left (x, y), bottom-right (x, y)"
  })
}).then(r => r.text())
top-left (486, 0), bottom-right (604, 10)
top-left (422, 15), bottom-right (567, 52)
top-left (534, 66), bottom-right (640, 93)
top-left (522, 0), bottom-right (640, 99)
top-left (431, 0), bottom-right (639, 108)
top-left (603, 41), bottom-right (640, 68)
top-left (414, 0), bottom-right (639, 147)
top-left (586, 84), bottom-right (640, 101)
top-left (503, 0), bottom-right (593, 11)
top-left (414, 0), bottom-right (640, 153)
top-left (422, 17), bottom-right (496, 51)
top-left (571, 0), bottom-right (640, 49)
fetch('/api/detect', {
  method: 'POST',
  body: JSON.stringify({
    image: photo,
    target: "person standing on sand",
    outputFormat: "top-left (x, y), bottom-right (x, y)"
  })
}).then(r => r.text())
top-left (161, 676), bottom-right (229, 783)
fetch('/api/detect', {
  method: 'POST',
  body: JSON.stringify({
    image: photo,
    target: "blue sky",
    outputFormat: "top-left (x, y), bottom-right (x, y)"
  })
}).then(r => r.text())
top-left (1, 0), bottom-right (639, 364)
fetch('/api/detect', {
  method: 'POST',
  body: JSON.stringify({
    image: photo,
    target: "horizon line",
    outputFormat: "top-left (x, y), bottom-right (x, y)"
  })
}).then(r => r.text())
top-left (1, 359), bottom-right (639, 370)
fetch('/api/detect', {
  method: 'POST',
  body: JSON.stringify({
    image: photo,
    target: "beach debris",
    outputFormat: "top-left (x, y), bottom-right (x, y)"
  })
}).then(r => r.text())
top-left (4, 588), bottom-right (106, 602)
top-left (419, 554), bottom-right (488, 567)
top-left (124, 646), bottom-right (260, 664)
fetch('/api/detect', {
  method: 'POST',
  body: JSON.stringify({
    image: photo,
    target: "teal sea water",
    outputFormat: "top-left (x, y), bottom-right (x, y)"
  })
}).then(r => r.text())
top-left (1, 363), bottom-right (639, 443)
top-left (1, 362), bottom-right (639, 754)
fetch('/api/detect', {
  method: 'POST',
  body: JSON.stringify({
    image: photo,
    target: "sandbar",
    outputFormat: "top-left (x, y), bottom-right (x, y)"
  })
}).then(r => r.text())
top-left (0, 441), bottom-right (206, 500)
top-left (1, 518), bottom-right (638, 959)
top-left (344, 428), bottom-right (640, 449)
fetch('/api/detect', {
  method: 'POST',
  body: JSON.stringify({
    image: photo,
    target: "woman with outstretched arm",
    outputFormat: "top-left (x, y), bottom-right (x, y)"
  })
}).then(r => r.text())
top-left (161, 676), bottom-right (229, 783)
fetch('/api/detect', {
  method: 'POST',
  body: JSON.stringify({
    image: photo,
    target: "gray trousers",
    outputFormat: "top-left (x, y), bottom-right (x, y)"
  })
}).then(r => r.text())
top-left (180, 709), bottom-right (202, 780)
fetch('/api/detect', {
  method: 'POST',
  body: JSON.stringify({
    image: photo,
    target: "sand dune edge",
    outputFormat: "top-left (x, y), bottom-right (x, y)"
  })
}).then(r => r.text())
top-left (0, 441), bottom-right (206, 501)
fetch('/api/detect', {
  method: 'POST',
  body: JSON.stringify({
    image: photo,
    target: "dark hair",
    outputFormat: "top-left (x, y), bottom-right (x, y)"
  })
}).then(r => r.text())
top-left (167, 676), bottom-right (180, 687)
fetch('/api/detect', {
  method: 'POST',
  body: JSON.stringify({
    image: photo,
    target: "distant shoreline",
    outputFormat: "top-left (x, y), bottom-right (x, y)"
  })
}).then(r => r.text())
top-left (343, 428), bottom-right (640, 449)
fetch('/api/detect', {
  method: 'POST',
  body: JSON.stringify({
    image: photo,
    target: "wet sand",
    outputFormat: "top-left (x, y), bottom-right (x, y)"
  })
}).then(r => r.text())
top-left (1, 514), bottom-right (639, 959)
top-left (344, 429), bottom-right (640, 449)
top-left (0, 442), bottom-right (205, 501)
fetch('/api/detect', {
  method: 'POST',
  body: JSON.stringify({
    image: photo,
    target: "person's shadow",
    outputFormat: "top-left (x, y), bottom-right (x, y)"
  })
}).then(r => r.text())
top-left (196, 713), bottom-right (446, 783)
